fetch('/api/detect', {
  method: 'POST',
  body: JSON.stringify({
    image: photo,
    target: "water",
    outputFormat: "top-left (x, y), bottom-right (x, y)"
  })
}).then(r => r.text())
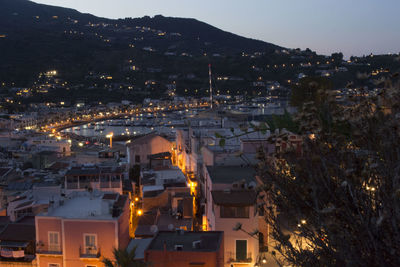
top-left (61, 116), bottom-right (177, 137)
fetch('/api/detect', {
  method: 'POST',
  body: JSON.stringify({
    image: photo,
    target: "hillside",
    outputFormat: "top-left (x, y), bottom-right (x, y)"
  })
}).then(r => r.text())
top-left (0, 0), bottom-right (282, 84)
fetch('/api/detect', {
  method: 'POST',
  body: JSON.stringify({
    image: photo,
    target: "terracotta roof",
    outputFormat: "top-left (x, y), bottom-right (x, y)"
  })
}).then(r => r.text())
top-left (211, 190), bottom-right (257, 206)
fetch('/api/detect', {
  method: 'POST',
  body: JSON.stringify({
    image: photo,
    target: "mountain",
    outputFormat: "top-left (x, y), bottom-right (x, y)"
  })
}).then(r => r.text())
top-left (0, 0), bottom-right (282, 85)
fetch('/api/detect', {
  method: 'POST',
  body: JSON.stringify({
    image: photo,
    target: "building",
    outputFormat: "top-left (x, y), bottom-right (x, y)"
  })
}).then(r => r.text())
top-left (35, 191), bottom-right (130, 267)
top-left (127, 134), bottom-right (172, 167)
top-left (64, 164), bottom-right (125, 194)
top-left (7, 182), bottom-right (61, 222)
top-left (203, 166), bottom-right (268, 267)
top-left (24, 137), bottom-right (71, 156)
top-left (144, 230), bottom-right (224, 267)
top-left (0, 216), bottom-right (36, 267)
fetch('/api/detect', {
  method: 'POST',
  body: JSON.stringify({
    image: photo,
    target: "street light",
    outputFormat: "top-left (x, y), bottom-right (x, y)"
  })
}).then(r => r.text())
top-left (262, 256), bottom-right (267, 264)
top-left (106, 132), bottom-right (113, 148)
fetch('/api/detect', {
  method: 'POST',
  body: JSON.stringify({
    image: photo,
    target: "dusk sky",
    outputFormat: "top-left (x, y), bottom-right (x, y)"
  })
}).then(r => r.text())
top-left (33, 0), bottom-right (400, 58)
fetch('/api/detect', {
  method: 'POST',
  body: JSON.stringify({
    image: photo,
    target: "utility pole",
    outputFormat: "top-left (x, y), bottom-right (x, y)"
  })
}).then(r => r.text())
top-left (209, 63), bottom-right (213, 109)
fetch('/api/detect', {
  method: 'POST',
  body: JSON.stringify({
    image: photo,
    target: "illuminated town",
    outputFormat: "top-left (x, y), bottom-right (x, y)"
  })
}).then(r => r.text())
top-left (0, 0), bottom-right (399, 267)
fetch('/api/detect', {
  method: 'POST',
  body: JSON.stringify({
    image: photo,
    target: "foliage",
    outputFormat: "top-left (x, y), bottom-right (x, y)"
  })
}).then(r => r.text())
top-left (290, 77), bottom-right (332, 109)
top-left (260, 77), bottom-right (400, 266)
top-left (266, 110), bottom-right (299, 133)
top-left (102, 246), bottom-right (146, 267)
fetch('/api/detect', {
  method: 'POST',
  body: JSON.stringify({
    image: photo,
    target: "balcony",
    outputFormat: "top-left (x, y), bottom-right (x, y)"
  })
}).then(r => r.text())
top-left (100, 181), bottom-right (110, 188)
top-left (66, 182), bottom-right (78, 189)
top-left (37, 244), bottom-right (62, 255)
top-left (79, 181), bottom-right (91, 189)
top-left (0, 244), bottom-right (36, 263)
top-left (227, 252), bottom-right (252, 263)
top-left (79, 246), bottom-right (101, 259)
top-left (111, 181), bottom-right (121, 188)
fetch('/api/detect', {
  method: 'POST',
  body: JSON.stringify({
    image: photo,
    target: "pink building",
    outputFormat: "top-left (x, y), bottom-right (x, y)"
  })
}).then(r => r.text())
top-left (144, 230), bottom-right (224, 267)
top-left (35, 192), bottom-right (130, 267)
top-left (203, 166), bottom-right (269, 267)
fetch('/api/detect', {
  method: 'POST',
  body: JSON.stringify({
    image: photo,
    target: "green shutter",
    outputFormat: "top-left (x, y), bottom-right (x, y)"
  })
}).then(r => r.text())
top-left (236, 240), bottom-right (247, 261)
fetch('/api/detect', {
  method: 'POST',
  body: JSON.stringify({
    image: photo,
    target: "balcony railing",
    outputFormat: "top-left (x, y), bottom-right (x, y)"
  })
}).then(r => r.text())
top-left (37, 244), bottom-right (61, 255)
top-left (111, 181), bottom-right (120, 188)
top-left (66, 182), bottom-right (78, 189)
top-left (79, 181), bottom-right (91, 189)
top-left (79, 246), bottom-right (101, 258)
top-left (100, 181), bottom-right (110, 188)
top-left (227, 252), bottom-right (252, 263)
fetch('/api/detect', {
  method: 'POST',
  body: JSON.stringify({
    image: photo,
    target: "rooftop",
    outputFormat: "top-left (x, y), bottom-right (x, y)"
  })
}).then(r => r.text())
top-left (211, 190), bottom-right (257, 206)
top-left (147, 231), bottom-right (223, 252)
top-left (65, 165), bottom-right (124, 176)
top-left (128, 133), bottom-right (170, 146)
top-left (0, 223), bottom-right (35, 242)
top-left (41, 191), bottom-right (127, 219)
top-left (127, 238), bottom-right (153, 260)
top-left (206, 165), bottom-right (256, 184)
top-left (6, 181), bottom-right (33, 191)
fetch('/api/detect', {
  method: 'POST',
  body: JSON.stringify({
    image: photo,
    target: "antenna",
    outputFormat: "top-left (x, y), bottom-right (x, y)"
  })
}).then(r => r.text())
top-left (209, 63), bottom-right (213, 109)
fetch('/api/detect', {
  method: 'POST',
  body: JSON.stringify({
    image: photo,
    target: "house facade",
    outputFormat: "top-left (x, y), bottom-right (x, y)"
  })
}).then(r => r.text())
top-left (145, 231), bottom-right (224, 267)
top-left (203, 166), bottom-right (268, 267)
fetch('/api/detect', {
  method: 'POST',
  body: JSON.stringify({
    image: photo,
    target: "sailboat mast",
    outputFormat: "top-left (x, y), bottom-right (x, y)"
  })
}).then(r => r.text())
top-left (208, 63), bottom-right (213, 109)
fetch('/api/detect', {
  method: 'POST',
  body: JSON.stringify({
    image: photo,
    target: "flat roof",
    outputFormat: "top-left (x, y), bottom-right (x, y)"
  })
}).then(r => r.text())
top-left (206, 165), bottom-right (256, 184)
top-left (0, 224), bottom-right (35, 242)
top-left (147, 231), bottom-right (223, 252)
top-left (212, 190), bottom-right (257, 206)
top-left (127, 238), bottom-right (153, 259)
top-left (66, 165), bottom-right (124, 176)
top-left (42, 192), bottom-right (126, 220)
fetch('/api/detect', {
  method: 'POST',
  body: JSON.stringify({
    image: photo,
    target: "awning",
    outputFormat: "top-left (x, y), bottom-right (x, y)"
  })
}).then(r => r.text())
top-left (0, 241), bottom-right (29, 248)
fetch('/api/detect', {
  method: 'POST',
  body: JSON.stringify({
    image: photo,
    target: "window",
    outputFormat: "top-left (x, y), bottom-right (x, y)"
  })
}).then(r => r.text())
top-left (84, 234), bottom-right (97, 255)
top-left (48, 232), bottom-right (60, 252)
top-left (135, 155), bottom-right (140, 163)
top-left (236, 240), bottom-right (247, 261)
top-left (49, 264), bottom-right (60, 267)
top-left (220, 206), bottom-right (249, 218)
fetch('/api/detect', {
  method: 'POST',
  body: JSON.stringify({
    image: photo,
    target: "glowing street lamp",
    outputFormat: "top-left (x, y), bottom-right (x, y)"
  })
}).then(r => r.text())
top-left (106, 132), bottom-right (113, 148)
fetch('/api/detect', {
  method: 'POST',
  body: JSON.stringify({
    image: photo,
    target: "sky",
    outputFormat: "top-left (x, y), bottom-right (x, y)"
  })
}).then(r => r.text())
top-left (32, 0), bottom-right (400, 58)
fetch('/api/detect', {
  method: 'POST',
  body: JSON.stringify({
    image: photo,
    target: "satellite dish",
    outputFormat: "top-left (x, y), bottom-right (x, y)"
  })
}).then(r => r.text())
top-left (150, 225), bottom-right (158, 233)
top-left (168, 224), bottom-right (174, 231)
top-left (233, 222), bottom-right (242, 231)
top-left (248, 181), bottom-right (257, 189)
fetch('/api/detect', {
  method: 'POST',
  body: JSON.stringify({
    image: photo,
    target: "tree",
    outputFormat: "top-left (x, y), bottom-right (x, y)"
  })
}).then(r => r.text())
top-left (331, 52), bottom-right (344, 63)
top-left (102, 247), bottom-right (146, 267)
top-left (260, 77), bottom-right (400, 266)
top-left (290, 77), bottom-right (332, 109)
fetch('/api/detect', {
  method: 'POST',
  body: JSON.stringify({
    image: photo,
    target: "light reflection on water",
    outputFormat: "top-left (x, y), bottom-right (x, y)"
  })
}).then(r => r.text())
top-left (62, 118), bottom-right (175, 137)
